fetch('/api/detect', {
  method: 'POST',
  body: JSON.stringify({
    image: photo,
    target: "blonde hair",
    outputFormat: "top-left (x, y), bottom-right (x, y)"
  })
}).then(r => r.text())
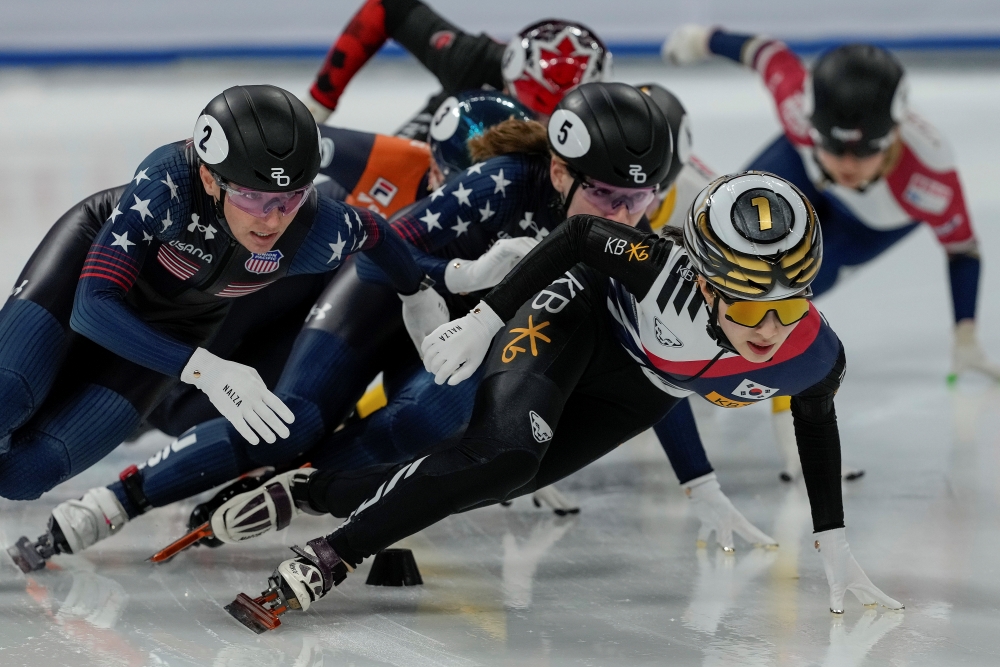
top-left (468, 118), bottom-right (549, 162)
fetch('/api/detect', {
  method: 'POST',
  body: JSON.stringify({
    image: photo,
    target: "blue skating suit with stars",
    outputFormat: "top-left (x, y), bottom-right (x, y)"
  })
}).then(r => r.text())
top-left (0, 139), bottom-right (422, 500)
top-left (97, 149), bottom-right (714, 520)
top-left (389, 154), bottom-right (558, 284)
top-left (73, 140), bottom-right (420, 377)
top-left (101, 150), bottom-right (567, 518)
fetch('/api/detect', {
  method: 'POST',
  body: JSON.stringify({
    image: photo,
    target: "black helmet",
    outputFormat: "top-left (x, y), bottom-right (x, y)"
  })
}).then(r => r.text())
top-left (548, 82), bottom-right (673, 188)
top-left (429, 91), bottom-right (534, 177)
top-left (638, 83), bottom-right (691, 190)
top-left (807, 44), bottom-right (906, 157)
top-left (194, 85), bottom-right (321, 192)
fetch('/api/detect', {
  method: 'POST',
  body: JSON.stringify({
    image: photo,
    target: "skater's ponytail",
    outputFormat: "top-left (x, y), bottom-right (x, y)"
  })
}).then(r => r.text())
top-left (468, 118), bottom-right (549, 162)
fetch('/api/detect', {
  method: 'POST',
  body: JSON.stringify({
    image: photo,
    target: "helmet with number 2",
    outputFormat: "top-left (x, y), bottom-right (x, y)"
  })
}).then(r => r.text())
top-left (683, 172), bottom-right (823, 301)
top-left (193, 84), bottom-right (321, 192)
top-left (502, 19), bottom-right (611, 117)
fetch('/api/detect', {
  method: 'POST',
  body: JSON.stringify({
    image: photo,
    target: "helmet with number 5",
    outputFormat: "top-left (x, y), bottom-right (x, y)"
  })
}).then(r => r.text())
top-left (502, 19), bottom-right (611, 117)
top-left (683, 171), bottom-right (823, 301)
top-left (193, 84), bottom-right (321, 192)
top-left (548, 82), bottom-right (673, 190)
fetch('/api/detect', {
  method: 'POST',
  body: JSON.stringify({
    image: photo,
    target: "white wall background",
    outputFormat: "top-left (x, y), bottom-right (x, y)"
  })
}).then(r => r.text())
top-left (3, 0), bottom-right (1000, 53)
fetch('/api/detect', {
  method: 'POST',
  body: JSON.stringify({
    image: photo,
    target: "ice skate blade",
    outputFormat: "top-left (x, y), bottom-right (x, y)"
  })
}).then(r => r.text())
top-left (149, 522), bottom-right (213, 563)
top-left (7, 537), bottom-right (46, 573)
top-left (225, 593), bottom-right (284, 634)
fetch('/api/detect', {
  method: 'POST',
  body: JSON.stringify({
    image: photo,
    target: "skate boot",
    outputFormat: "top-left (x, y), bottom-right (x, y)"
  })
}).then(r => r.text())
top-left (226, 537), bottom-right (351, 633)
top-left (188, 467), bottom-right (278, 549)
top-left (8, 487), bottom-right (128, 573)
top-left (211, 468), bottom-right (318, 544)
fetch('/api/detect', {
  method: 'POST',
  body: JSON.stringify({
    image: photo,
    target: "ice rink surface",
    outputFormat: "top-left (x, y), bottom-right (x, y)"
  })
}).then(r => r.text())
top-left (1, 55), bottom-right (1000, 666)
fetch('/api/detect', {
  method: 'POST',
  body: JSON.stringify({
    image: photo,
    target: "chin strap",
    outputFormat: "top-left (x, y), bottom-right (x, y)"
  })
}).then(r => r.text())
top-left (704, 294), bottom-right (738, 355)
top-left (555, 177), bottom-right (582, 219)
top-left (211, 189), bottom-right (238, 241)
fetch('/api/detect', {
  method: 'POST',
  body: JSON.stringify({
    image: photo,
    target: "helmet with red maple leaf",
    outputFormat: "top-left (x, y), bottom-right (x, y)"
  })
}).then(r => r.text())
top-left (501, 19), bottom-right (612, 117)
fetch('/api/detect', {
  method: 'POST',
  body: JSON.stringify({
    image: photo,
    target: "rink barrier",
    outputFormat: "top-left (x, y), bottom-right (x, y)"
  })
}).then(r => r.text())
top-left (2, 35), bottom-right (1000, 66)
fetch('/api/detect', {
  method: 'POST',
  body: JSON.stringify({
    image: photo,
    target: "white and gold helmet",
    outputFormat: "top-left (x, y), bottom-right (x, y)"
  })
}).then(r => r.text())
top-left (683, 171), bottom-right (822, 301)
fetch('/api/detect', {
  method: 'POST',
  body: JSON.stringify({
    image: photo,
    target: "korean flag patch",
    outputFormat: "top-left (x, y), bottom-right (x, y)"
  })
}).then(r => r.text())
top-left (732, 378), bottom-right (777, 401)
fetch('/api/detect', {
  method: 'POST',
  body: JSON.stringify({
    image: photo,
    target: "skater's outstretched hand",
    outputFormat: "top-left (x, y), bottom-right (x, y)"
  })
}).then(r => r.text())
top-left (951, 320), bottom-right (1000, 382)
top-left (686, 473), bottom-right (778, 551)
top-left (532, 485), bottom-right (580, 516)
top-left (814, 528), bottom-right (903, 613)
top-left (400, 286), bottom-right (450, 356)
top-left (444, 237), bottom-right (539, 294)
top-left (422, 301), bottom-right (504, 385)
top-left (181, 347), bottom-right (294, 445)
top-left (662, 25), bottom-right (714, 65)
top-left (302, 91), bottom-right (332, 124)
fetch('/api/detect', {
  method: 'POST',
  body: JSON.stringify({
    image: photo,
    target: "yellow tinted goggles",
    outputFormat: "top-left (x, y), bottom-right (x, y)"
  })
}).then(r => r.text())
top-left (723, 298), bottom-right (811, 328)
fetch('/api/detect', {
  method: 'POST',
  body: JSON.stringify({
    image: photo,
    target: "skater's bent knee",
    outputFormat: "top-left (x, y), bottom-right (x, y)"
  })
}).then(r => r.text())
top-left (0, 432), bottom-right (71, 500)
top-left (245, 394), bottom-right (325, 466)
top-left (0, 368), bottom-right (35, 437)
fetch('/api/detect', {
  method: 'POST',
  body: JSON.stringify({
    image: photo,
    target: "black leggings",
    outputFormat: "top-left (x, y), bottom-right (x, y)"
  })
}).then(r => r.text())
top-left (308, 266), bottom-right (680, 567)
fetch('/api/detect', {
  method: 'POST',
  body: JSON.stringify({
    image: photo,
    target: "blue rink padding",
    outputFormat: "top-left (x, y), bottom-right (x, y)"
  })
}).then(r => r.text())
top-left (3, 34), bottom-right (1000, 66)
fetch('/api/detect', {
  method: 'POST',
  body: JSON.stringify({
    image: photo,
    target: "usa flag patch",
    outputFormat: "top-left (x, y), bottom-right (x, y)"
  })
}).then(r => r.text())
top-left (245, 249), bottom-right (283, 275)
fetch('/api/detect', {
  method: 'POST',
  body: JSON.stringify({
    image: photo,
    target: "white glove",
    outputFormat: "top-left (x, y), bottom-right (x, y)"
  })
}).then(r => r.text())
top-left (422, 300), bottom-right (505, 385)
top-left (950, 320), bottom-right (1000, 382)
top-left (662, 25), bottom-right (713, 65)
top-left (531, 485), bottom-right (580, 516)
top-left (814, 527), bottom-right (903, 613)
top-left (181, 347), bottom-right (293, 445)
top-left (686, 472), bottom-right (778, 551)
top-left (399, 285), bottom-right (450, 355)
top-left (444, 237), bottom-right (539, 294)
top-left (302, 92), bottom-right (332, 124)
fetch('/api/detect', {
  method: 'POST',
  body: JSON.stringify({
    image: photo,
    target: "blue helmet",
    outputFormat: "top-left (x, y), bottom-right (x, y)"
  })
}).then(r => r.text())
top-left (428, 91), bottom-right (534, 177)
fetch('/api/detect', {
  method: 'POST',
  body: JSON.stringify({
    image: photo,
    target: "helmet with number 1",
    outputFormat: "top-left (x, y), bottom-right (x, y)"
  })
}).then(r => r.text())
top-left (548, 82), bottom-right (673, 189)
top-left (683, 172), bottom-right (823, 301)
top-left (502, 19), bottom-right (611, 117)
top-left (194, 84), bottom-right (321, 192)
top-left (428, 91), bottom-right (534, 178)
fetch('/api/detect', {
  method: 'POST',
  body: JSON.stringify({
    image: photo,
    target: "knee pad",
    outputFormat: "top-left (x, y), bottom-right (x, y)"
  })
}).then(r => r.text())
top-left (245, 393), bottom-right (325, 467)
top-left (0, 368), bottom-right (33, 439)
top-left (0, 385), bottom-right (138, 500)
top-left (431, 438), bottom-right (542, 508)
top-left (0, 299), bottom-right (68, 436)
top-left (0, 430), bottom-right (71, 500)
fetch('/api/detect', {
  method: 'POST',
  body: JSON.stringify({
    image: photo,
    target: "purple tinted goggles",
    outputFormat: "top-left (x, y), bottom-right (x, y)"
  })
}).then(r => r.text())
top-left (578, 178), bottom-right (659, 216)
top-left (217, 179), bottom-right (313, 218)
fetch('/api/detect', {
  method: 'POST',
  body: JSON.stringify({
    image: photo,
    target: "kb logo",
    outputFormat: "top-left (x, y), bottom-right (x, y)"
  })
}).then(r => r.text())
top-left (628, 164), bottom-right (647, 184)
top-left (271, 168), bottom-right (290, 187)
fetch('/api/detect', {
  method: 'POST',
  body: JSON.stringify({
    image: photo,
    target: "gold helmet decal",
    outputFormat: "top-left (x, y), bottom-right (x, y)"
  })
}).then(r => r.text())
top-left (684, 172), bottom-right (823, 301)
